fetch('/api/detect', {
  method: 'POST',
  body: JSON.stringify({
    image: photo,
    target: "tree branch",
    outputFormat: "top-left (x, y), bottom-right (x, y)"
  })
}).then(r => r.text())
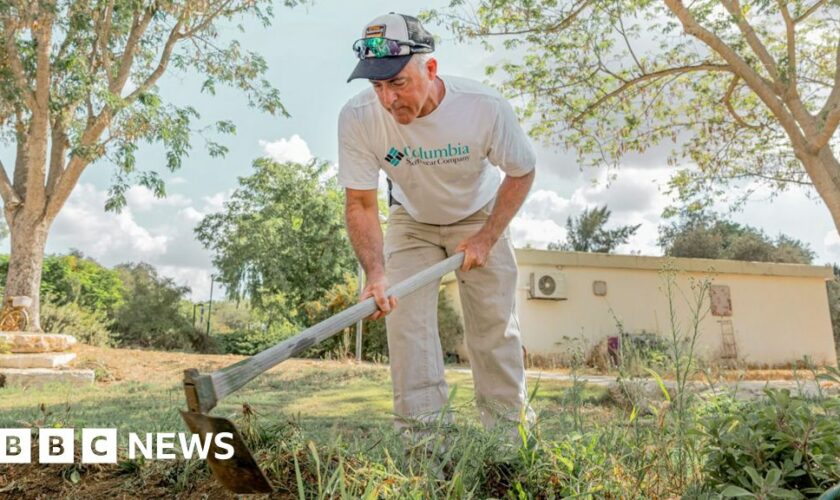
top-left (615, 9), bottom-right (645, 74)
top-left (46, 119), bottom-right (68, 197)
top-left (794, 0), bottom-right (827, 24)
top-left (720, 0), bottom-right (782, 88)
top-left (25, 8), bottom-right (55, 207)
top-left (813, 107), bottom-right (840, 150)
top-left (110, 8), bottom-right (154, 94)
top-left (125, 20), bottom-right (184, 102)
top-left (462, 0), bottom-right (593, 36)
top-left (777, 0), bottom-right (816, 138)
top-left (94, 0), bottom-right (115, 82)
top-left (1, 20), bottom-right (35, 108)
top-left (813, 37), bottom-right (840, 150)
top-left (723, 76), bottom-right (762, 130)
top-left (664, 0), bottom-right (808, 152)
top-left (571, 63), bottom-right (732, 125)
top-left (0, 159), bottom-right (22, 210)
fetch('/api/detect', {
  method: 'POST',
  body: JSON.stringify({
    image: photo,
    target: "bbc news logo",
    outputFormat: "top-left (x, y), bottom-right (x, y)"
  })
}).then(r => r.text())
top-left (0, 429), bottom-right (234, 464)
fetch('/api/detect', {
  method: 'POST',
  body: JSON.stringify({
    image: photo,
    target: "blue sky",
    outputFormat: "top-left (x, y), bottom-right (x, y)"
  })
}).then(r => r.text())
top-left (3, 0), bottom-right (838, 300)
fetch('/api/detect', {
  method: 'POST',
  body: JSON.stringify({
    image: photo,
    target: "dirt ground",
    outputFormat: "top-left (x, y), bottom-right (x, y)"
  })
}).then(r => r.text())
top-left (70, 344), bottom-right (365, 386)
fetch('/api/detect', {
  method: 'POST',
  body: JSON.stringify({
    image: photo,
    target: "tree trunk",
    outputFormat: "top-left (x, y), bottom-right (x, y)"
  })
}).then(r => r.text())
top-left (797, 145), bottom-right (840, 237)
top-left (4, 212), bottom-right (51, 332)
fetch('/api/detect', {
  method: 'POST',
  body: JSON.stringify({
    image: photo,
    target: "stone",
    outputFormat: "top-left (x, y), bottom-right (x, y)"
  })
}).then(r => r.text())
top-left (0, 352), bottom-right (77, 369)
top-left (0, 332), bottom-right (77, 353)
top-left (0, 368), bottom-right (94, 388)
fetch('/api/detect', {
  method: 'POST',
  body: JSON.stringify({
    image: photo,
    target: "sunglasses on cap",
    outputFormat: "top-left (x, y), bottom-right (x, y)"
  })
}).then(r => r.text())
top-left (352, 37), bottom-right (433, 60)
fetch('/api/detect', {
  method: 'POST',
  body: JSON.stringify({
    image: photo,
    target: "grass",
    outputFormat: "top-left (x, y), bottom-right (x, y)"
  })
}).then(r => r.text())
top-left (0, 350), bottom-right (611, 444)
top-left (2, 264), bottom-right (839, 498)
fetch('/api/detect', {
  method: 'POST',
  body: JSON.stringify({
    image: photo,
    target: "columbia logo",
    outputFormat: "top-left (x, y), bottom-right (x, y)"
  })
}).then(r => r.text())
top-left (384, 147), bottom-right (405, 166)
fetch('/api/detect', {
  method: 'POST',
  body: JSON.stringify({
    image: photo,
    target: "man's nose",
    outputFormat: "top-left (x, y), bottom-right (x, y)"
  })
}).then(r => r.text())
top-left (381, 88), bottom-right (398, 107)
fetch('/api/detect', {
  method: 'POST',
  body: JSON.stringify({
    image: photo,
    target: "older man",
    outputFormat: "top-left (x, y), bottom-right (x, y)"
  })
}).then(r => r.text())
top-left (338, 13), bottom-right (536, 439)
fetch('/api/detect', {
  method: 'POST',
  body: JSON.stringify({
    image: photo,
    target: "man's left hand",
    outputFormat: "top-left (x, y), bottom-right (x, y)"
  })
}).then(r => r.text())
top-left (454, 231), bottom-right (497, 272)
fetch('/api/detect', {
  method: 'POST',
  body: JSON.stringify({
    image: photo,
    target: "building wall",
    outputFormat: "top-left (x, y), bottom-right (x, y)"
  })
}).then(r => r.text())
top-left (443, 252), bottom-right (838, 366)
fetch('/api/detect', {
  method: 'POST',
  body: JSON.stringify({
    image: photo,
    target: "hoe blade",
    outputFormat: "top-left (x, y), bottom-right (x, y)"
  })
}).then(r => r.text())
top-left (179, 410), bottom-right (273, 494)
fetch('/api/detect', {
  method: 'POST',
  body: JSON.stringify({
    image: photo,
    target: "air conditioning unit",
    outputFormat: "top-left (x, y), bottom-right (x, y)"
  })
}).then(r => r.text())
top-left (528, 272), bottom-right (567, 300)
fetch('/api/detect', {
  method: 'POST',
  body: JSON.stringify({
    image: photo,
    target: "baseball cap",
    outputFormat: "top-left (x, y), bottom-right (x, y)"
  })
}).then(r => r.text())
top-left (347, 13), bottom-right (435, 83)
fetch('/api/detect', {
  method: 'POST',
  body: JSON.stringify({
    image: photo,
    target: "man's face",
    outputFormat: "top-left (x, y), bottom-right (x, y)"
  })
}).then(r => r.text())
top-left (370, 57), bottom-right (436, 125)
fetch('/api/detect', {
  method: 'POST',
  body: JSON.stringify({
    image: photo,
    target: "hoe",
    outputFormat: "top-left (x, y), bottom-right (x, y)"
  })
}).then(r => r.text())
top-left (180, 253), bottom-right (464, 493)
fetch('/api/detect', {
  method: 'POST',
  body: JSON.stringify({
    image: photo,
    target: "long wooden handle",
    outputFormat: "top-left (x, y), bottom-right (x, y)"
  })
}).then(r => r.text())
top-left (185, 253), bottom-right (464, 413)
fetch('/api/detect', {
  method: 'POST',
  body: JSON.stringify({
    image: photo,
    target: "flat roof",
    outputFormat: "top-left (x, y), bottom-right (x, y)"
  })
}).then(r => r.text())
top-left (515, 248), bottom-right (835, 279)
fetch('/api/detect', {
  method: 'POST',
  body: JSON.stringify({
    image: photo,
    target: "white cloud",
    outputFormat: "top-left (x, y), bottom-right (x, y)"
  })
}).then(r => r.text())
top-left (824, 230), bottom-right (840, 255)
top-left (50, 184), bottom-right (169, 260)
top-left (259, 134), bottom-right (313, 164)
top-left (510, 166), bottom-right (673, 253)
top-left (510, 215), bottom-right (567, 249)
top-left (44, 183), bottom-right (232, 300)
top-left (125, 185), bottom-right (191, 212)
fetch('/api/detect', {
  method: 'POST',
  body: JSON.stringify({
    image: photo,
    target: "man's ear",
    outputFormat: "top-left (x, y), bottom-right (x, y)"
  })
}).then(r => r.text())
top-left (426, 57), bottom-right (438, 80)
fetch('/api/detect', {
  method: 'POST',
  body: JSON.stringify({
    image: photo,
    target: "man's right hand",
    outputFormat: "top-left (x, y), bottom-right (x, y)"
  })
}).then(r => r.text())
top-left (360, 276), bottom-right (398, 320)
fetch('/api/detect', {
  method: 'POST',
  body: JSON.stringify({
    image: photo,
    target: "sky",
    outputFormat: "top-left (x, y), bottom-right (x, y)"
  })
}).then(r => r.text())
top-left (2, 0), bottom-right (839, 301)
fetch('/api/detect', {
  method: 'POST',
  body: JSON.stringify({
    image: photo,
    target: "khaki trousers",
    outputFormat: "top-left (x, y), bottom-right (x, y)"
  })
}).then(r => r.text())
top-left (383, 201), bottom-right (534, 435)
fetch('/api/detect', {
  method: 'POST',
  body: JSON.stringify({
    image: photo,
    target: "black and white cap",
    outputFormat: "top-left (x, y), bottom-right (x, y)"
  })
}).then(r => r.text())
top-left (347, 13), bottom-right (435, 83)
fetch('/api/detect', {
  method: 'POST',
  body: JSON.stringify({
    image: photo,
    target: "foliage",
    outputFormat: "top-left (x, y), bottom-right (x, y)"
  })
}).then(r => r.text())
top-left (548, 205), bottom-right (640, 253)
top-left (196, 158), bottom-right (356, 313)
top-left (700, 388), bottom-right (840, 497)
top-left (299, 273), bottom-right (464, 361)
top-left (659, 211), bottom-right (815, 263)
top-left (39, 297), bottom-right (112, 346)
top-left (433, 1), bottom-right (840, 222)
top-left (215, 320), bottom-right (299, 356)
top-left (111, 263), bottom-right (206, 351)
top-left (0, 252), bottom-right (125, 315)
top-left (204, 300), bottom-right (255, 334)
top-left (0, 0), bottom-right (298, 211)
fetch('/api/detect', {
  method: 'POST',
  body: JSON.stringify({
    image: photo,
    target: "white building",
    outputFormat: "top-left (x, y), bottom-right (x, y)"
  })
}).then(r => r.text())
top-left (443, 249), bottom-right (838, 367)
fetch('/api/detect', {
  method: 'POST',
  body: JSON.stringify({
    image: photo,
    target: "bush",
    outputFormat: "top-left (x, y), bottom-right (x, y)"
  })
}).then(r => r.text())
top-left (111, 263), bottom-right (200, 351)
top-left (700, 388), bottom-right (840, 497)
top-left (216, 321), bottom-right (299, 356)
top-left (39, 299), bottom-right (113, 346)
top-left (0, 252), bottom-right (125, 317)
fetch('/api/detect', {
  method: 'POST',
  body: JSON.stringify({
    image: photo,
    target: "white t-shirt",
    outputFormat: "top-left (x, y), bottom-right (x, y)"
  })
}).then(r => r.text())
top-left (338, 75), bottom-right (536, 225)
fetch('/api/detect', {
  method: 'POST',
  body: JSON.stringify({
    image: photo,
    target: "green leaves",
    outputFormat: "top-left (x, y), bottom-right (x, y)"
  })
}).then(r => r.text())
top-left (195, 158), bottom-right (355, 317)
top-left (700, 389), bottom-right (840, 496)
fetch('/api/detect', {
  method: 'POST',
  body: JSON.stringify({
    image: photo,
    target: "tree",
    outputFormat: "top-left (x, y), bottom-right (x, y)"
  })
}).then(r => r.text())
top-left (196, 159), bottom-right (356, 316)
top-left (548, 205), bottom-right (640, 253)
top-left (112, 262), bottom-right (204, 350)
top-left (438, 2), bottom-right (840, 230)
top-left (0, 1), bottom-right (298, 331)
top-left (659, 211), bottom-right (815, 263)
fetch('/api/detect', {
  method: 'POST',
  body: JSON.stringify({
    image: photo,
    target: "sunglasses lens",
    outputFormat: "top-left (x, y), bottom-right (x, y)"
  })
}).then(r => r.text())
top-left (353, 38), bottom-right (409, 59)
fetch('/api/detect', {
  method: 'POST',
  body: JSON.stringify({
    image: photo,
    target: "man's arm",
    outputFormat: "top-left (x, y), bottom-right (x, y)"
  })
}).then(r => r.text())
top-left (454, 169), bottom-right (535, 271)
top-left (345, 187), bottom-right (397, 319)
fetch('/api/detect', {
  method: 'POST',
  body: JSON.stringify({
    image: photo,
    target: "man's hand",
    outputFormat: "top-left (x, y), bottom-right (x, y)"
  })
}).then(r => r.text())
top-left (456, 170), bottom-right (535, 272)
top-left (360, 276), bottom-right (398, 320)
top-left (455, 231), bottom-right (497, 272)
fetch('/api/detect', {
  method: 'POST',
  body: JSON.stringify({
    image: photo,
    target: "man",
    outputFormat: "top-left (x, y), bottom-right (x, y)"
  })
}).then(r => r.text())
top-left (338, 13), bottom-right (536, 440)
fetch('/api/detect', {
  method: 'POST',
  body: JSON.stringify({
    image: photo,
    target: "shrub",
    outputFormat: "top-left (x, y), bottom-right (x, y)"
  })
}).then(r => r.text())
top-left (216, 321), bottom-right (299, 356)
top-left (700, 388), bottom-right (840, 497)
top-left (40, 299), bottom-right (113, 346)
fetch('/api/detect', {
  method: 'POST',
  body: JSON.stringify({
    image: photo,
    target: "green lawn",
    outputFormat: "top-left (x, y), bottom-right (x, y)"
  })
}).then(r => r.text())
top-left (0, 361), bottom-right (610, 444)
